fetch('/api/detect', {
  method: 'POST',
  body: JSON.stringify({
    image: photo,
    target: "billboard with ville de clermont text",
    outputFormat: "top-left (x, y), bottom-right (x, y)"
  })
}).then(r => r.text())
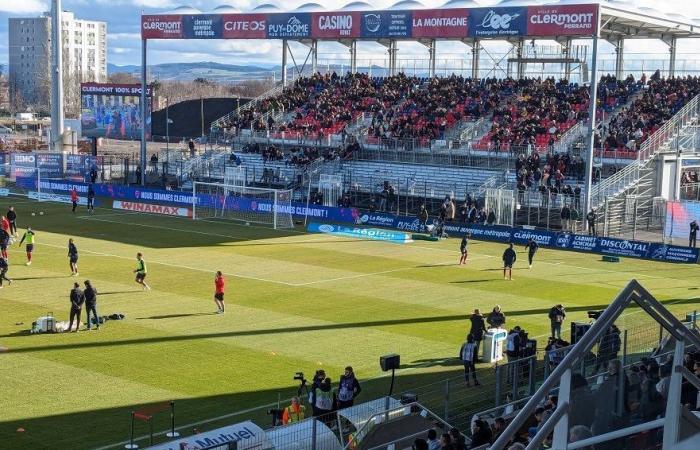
top-left (140, 4), bottom-right (598, 40)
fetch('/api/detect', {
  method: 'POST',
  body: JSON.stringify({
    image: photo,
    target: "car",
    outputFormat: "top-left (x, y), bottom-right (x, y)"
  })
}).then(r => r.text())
top-left (0, 125), bottom-right (13, 135)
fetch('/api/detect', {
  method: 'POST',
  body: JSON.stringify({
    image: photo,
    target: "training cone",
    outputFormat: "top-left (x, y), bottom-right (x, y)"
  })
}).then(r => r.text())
top-left (16, 427), bottom-right (25, 433)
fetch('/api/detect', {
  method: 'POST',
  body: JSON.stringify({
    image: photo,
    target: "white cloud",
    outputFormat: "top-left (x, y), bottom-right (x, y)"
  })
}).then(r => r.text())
top-left (129, 0), bottom-right (177, 8)
top-left (107, 33), bottom-right (141, 41)
top-left (0, 0), bottom-right (47, 14)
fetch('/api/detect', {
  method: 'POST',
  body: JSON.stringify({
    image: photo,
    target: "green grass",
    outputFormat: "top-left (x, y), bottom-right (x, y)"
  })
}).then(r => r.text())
top-left (0, 198), bottom-right (698, 449)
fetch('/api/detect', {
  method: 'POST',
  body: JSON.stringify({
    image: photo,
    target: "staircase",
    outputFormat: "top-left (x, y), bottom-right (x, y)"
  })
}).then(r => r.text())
top-left (591, 93), bottom-right (700, 238)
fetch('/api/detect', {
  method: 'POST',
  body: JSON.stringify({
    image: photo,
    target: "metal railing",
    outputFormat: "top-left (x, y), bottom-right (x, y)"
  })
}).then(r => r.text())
top-left (590, 93), bottom-right (700, 209)
top-left (638, 93), bottom-right (700, 162)
top-left (343, 402), bottom-right (461, 450)
top-left (589, 159), bottom-right (641, 208)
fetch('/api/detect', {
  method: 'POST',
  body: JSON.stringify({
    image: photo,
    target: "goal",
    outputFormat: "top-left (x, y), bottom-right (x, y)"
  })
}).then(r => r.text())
top-left (192, 181), bottom-right (294, 229)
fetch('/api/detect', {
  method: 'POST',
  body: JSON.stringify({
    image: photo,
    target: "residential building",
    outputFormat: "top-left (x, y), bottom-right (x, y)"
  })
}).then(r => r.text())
top-left (8, 11), bottom-right (107, 112)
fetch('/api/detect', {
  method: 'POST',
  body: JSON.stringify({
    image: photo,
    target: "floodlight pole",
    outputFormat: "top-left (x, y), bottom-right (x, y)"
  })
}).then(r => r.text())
top-left (50, 0), bottom-right (64, 152)
top-left (140, 38), bottom-right (147, 186)
top-left (584, 23), bottom-right (601, 228)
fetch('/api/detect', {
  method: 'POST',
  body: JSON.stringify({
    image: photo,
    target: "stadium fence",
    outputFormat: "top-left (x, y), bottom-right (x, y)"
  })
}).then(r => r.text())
top-left (108, 310), bottom-right (697, 449)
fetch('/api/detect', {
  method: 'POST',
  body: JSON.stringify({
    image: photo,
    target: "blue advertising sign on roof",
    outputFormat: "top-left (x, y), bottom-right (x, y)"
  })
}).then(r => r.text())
top-left (470, 7), bottom-right (527, 38)
top-left (267, 13), bottom-right (311, 38)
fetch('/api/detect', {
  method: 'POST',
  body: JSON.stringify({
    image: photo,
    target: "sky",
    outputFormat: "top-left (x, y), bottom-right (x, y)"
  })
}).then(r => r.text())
top-left (1, 0), bottom-right (700, 73)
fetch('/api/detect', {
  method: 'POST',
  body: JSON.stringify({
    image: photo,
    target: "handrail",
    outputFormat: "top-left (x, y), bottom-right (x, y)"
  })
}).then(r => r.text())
top-left (341, 401), bottom-right (457, 450)
top-left (637, 93), bottom-right (700, 162)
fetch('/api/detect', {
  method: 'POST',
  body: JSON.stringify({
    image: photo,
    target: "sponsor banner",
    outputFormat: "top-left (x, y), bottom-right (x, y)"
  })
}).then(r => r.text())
top-left (267, 13), bottom-right (311, 38)
top-left (526, 4), bottom-right (598, 36)
top-left (470, 7), bottom-right (527, 38)
top-left (648, 244), bottom-right (699, 264)
top-left (145, 421), bottom-right (267, 450)
top-left (312, 12), bottom-right (361, 38)
top-left (11, 152), bottom-right (63, 177)
top-left (596, 237), bottom-right (651, 258)
top-left (510, 227), bottom-right (559, 246)
top-left (141, 15), bottom-right (184, 39)
top-left (113, 200), bottom-right (192, 217)
top-left (222, 14), bottom-right (267, 38)
top-left (308, 222), bottom-right (412, 244)
top-left (80, 83), bottom-right (153, 97)
top-left (64, 154), bottom-right (100, 178)
top-left (682, 158), bottom-right (700, 167)
top-left (141, 5), bottom-right (598, 40)
top-left (183, 14), bottom-right (223, 39)
top-left (0, 188), bottom-right (9, 197)
top-left (412, 9), bottom-right (469, 38)
top-left (361, 11), bottom-right (411, 38)
top-left (28, 191), bottom-right (88, 205)
top-left (444, 223), bottom-right (512, 242)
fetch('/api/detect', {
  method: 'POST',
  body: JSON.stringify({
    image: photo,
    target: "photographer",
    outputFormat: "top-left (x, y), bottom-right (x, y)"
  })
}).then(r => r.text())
top-left (506, 326), bottom-right (523, 383)
top-left (548, 304), bottom-right (566, 339)
top-left (337, 366), bottom-right (362, 409)
top-left (311, 377), bottom-right (336, 420)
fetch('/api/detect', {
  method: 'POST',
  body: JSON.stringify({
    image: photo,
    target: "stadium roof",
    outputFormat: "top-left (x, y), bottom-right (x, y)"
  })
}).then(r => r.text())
top-left (156, 1), bottom-right (700, 41)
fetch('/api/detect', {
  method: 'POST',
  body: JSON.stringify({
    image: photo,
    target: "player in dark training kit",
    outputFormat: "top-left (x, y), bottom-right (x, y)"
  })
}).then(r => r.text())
top-left (6, 206), bottom-right (17, 237)
top-left (502, 243), bottom-right (517, 281)
top-left (68, 238), bottom-right (79, 276)
top-left (459, 234), bottom-right (469, 265)
top-left (87, 185), bottom-right (95, 214)
top-left (0, 256), bottom-right (12, 288)
top-left (525, 238), bottom-right (539, 269)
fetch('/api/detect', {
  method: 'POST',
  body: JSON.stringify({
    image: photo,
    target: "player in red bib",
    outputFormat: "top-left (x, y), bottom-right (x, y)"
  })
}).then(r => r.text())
top-left (214, 271), bottom-right (225, 314)
top-left (70, 188), bottom-right (79, 214)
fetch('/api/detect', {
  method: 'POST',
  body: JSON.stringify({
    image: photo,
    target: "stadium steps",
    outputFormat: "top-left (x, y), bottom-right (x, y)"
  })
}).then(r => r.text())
top-left (354, 414), bottom-right (437, 450)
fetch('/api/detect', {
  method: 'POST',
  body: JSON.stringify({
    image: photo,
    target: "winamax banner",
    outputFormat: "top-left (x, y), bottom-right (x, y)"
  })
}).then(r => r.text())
top-left (141, 4), bottom-right (598, 40)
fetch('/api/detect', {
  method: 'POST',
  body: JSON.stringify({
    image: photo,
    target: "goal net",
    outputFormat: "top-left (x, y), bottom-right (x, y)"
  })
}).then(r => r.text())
top-left (6, 167), bottom-right (62, 202)
top-left (192, 181), bottom-right (294, 229)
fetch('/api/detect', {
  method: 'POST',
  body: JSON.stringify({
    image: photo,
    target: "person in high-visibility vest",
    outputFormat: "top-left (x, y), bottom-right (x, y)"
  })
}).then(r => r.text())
top-left (282, 396), bottom-right (305, 424)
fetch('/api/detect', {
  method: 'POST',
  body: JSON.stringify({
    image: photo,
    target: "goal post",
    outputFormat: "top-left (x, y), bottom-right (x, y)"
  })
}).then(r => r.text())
top-left (192, 181), bottom-right (294, 229)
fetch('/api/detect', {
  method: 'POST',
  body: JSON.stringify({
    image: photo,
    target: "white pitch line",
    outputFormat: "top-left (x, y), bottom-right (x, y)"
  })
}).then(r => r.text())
top-left (293, 267), bottom-right (415, 286)
top-left (35, 242), bottom-right (299, 287)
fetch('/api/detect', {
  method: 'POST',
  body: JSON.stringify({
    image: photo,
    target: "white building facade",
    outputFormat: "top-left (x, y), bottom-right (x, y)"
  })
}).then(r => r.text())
top-left (9, 11), bottom-right (107, 111)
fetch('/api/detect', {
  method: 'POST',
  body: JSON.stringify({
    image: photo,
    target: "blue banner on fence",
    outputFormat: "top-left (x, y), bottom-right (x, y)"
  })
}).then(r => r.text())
top-left (308, 222), bottom-right (412, 244)
top-left (352, 210), bottom-right (698, 263)
top-left (16, 175), bottom-right (696, 263)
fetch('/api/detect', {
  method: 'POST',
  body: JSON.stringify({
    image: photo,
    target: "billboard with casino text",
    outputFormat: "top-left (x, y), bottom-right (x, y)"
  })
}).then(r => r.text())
top-left (311, 12), bottom-right (361, 38)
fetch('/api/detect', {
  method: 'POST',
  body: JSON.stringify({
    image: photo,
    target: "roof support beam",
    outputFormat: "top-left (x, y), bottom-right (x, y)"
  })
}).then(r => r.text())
top-left (614, 38), bottom-right (624, 79)
top-left (471, 40), bottom-right (480, 80)
top-left (428, 39), bottom-right (437, 78)
top-left (281, 39), bottom-right (288, 87)
top-left (349, 40), bottom-right (357, 74)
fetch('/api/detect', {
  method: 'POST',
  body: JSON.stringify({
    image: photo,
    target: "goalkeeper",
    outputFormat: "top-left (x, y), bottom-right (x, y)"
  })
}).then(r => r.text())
top-left (134, 252), bottom-right (151, 291)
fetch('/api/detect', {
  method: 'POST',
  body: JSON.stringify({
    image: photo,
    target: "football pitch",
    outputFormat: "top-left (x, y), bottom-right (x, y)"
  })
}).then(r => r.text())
top-left (0, 198), bottom-right (698, 449)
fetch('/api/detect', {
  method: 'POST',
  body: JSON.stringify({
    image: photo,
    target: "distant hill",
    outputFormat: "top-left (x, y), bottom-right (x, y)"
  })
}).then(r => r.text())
top-left (107, 61), bottom-right (391, 82)
top-left (107, 62), bottom-right (278, 82)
